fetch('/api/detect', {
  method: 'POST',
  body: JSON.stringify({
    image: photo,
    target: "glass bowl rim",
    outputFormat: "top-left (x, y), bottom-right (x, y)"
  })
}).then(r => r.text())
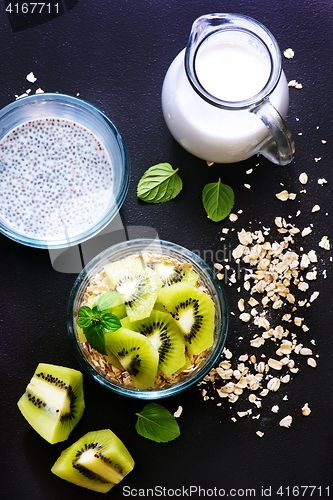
top-left (67, 238), bottom-right (229, 399)
top-left (0, 92), bottom-right (130, 249)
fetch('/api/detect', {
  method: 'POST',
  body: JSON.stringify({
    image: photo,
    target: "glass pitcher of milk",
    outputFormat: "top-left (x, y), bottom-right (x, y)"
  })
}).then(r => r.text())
top-left (161, 13), bottom-right (295, 165)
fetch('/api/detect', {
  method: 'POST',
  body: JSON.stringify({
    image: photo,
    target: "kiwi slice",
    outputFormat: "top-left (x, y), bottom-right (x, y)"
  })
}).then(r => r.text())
top-left (104, 327), bottom-right (159, 389)
top-left (122, 310), bottom-right (186, 378)
top-left (157, 282), bottom-right (215, 356)
top-left (51, 429), bottom-right (134, 493)
top-left (147, 262), bottom-right (199, 287)
top-left (17, 363), bottom-right (84, 444)
top-left (104, 256), bottom-right (162, 322)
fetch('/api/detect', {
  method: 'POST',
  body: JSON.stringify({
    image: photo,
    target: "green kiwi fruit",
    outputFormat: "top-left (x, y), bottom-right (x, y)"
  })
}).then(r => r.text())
top-left (51, 429), bottom-right (134, 493)
top-left (17, 363), bottom-right (84, 444)
top-left (121, 310), bottom-right (186, 378)
top-left (104, 327), bottom-right (159, 389)
top-left (147, 261), bottom-right (199, 287)
top-left (104, 256), bottom-right (162, 322)
top-left (157, 282), bottom-right (215, 356)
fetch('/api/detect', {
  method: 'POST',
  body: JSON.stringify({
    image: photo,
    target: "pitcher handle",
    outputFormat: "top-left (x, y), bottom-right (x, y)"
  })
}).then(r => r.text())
top-left (251, 98), bottom-right (295, 166)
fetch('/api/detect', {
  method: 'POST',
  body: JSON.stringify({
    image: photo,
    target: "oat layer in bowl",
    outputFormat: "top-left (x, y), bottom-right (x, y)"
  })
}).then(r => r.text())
top-left (67, 239), bottom-right (228, 399)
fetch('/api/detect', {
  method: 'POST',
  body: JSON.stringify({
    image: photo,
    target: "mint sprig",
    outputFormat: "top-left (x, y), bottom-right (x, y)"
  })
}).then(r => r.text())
top-left (77, 292), bottom-right (122, 355)
top-left (202, 178), bottom-right (234, 222)
top-left (137, 163), bottom-right (183, 203)
top-left (135, 403), bottom-right (180, 443)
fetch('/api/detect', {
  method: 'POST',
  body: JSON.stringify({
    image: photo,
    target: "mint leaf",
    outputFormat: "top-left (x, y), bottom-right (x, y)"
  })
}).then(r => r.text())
top-left (135, 403), bottom-right (180, 443)
top-left (137, 163), bottom-right (183, 203)
top-left (77, 306), bottom-right (93, 328)
top-left (202, 178), bottom-right (234, 222)
top-left (84, 323), bottom-right (107, 355)
top-left (99, 312), bottom-right (122, 332)
top-left (95, 291), bottom-right (123, 312)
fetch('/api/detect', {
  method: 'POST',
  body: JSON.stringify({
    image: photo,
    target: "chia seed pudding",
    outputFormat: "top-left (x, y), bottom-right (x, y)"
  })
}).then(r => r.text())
top-left (0, 118), bottom-right (113, 241)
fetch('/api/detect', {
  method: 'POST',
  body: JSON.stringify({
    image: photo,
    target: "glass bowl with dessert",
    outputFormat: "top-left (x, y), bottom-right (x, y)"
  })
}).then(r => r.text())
top-left (67, 238), bottom-right (228, 399)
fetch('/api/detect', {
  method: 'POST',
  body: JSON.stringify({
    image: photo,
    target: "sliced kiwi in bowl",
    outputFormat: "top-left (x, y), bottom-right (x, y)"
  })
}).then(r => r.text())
top-left (156, 282), bottom-right (215, 356)
top-left (68, 238), bottom-right (228, 398)
top-left (121, 309), bottom-right (186, 378)
top-left (104, 256), bottom-right (163, 322)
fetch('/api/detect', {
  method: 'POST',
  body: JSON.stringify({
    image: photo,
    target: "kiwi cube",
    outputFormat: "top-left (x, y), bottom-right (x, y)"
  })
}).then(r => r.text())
top-left (51, 429), bottom-right (134, 493)
top-left (17, 363), bottom-right (84, 444)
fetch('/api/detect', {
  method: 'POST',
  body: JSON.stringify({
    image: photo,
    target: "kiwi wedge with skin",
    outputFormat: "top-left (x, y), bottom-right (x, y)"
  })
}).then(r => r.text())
top-left (17, 363), bottom-right (84, 444)
top-left (146, 261), bottom-right (199, 287)
top-left (121, 310), bottom-right (186, 378)
top-left (51, 429), bottom-right (134, 493)
top-left (104, 256), bottom-right (163, 322)
top-left (104, 327), bottom-right (159, 390)
top-left (157, 282), bottom-right (215, 356)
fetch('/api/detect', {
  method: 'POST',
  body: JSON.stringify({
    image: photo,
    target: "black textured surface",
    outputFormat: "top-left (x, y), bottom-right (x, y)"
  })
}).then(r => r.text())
top-left (1, 1), bottom-right (332, 499)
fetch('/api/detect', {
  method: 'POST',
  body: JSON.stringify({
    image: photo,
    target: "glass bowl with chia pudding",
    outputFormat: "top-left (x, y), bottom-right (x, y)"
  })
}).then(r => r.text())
top-left (0, 93), bottom-right (130, 248)
top-left (67, 239), bottom-right (228, 399)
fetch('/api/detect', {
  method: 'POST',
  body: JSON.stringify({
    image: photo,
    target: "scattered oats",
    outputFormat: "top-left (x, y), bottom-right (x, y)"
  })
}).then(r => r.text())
top-left (298, 172), bottom-right (308, 185)
top-left (232, 244), bottom-right (245, 259)
top-left (276, 190), bottom-right (290, 201)
top-left (256, 431), bottom-right (264, 437)
top-left (311, 204), bottom-right (320, 212)
top-left (288, 80), bottom-right (302, 89)
top-left (318, 178), bottom-right (327, 185)
top-left (238, 298), bottom-right (245, 312)
top-left (248, 297), bottom-right (259, 307)
top-left (298, 281), bottom-right (309, 291)
top-left (173, 406), bottom-right (183, 418)
top-left (267, 377), bottom-right (280, 392)
top-left (306, 270), bottom-right (317, 280)
top-left (289, 192), bottom-right (297, 200)
top-left (237, 410), bottom-right (250, 417)
top-left (302, 403), bottom-right (311, 416)
top-left (322, 140), bottom-right (327, 144)
top-left (284, 47), bottom-right (294, 59)
top-left (251, 337), bottom-right (265, 348)
top-left (294, 317), bottom-right (303, 327)
top-left (229, 213), bottom-right (238, 222)
top-left (271, 405), bottom-right (279, 413)
top-left (214, 262), bottom-right (223, 271)
top-left (206, 161), bottom-right (214, 166)
top-left (231, 417), bottom-right (237, 422)
top-left (240, 312), bottom-right (251, 323)
top-left (238, 354), bottom-right (248, 362)
top-left (307, 250), bottom-right (317, 262)
top-left (300, 347), bottom-right (313, 356)
top-left (301, 227), bottom-right (312, 237)
top-left (222, 228), bottom-right (229, 234)
top-left (217, 273), bottom-right (225, 280)
top-left (280, 374), bottom-right (290, 383)
top-left (319, 236), bottom-right (330, 250)
top-left (300, 254), bottom-right (310, 270)
top-left (26, 71), bottom-right (37, 83)
top-left (309, 291), bottom-right (319, 302)
top-left (35, 88), bottom-right (44, 94)
top-left (307, 358), bottom-right (317, 368)
top-left (244, 183), bottom-right (251, 189)
top-left (15, 92), bottom-right (29, 100)
top-left (246, 168), bottom-right (253, 174)
top-left (279, 415), bottom-right (293, 428)
top-left (223, 348), bottom-right (233, 359)
top-left (268, 358), bottom-right (283, 370)
top-left (314, 157), bottom-right (321, 162)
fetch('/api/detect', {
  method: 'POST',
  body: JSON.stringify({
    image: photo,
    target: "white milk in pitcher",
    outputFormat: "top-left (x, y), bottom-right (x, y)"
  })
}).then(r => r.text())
top-left (162, 36), bottom-right (289, 163)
